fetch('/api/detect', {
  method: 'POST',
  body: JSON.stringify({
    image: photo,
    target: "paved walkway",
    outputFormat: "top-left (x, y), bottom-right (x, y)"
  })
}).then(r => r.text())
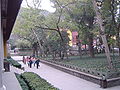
top-left (2, 71), bottom-right (22, 90)
top-left (12, 56), bottom-right (120, 90)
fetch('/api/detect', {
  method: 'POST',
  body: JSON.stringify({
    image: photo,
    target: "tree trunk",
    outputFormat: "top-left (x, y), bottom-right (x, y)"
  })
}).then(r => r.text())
top-left (33, 48), bottom-right (35, 57)
top-left (36, 49), bottom-right (38, 57)
top-left (116, 24), bottom-right (120, 58)
top-left (85, 44), bottom-right (87, 54)
top-left (31, 29), bottom-right (45, 56)
top-left (52, 52), bottom-right (55, 60)
top-left (78, 41), bottom-right (82, 58)
top-left (92, 0), bottom-right (113, 69)
top-left (61, 52), bottom-right (64, 60)
top-left (59, 51), bottom-right (62, 59)
top-left (88, 34), bottom-right (94, 58)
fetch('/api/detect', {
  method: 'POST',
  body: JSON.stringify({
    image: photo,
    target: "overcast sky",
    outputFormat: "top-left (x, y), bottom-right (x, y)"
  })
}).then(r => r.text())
top-left (21, 0), bottom-right (56, 12)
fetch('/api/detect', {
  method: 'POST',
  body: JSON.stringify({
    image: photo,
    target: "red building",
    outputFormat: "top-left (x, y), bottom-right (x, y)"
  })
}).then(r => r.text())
top-left (72, 31), bottom-right (78, 45)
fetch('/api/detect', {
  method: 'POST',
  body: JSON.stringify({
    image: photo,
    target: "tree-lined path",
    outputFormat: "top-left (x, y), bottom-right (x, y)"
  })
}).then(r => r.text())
top-left (11, 56), bottom-right (120, 90)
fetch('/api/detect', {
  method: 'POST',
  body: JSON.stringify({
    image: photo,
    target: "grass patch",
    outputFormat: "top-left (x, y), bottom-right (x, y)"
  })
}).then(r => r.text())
top-left (44, 54), bottom-right (120, 78)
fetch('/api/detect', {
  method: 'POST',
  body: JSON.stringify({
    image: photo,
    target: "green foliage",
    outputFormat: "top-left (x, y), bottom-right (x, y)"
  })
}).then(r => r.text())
top-left (12, 0), bottom-right (120, 59)
top-left (7, 58), bottom-right (21, 69)
top-left (21, 72), bottom-right (58, 90)
top-left (101, 0), bottom-right (119, 44)
top-left (43, 31), bottom-right (70, 55)
top-left (15, 73), bottom-right (29, 90)
top-left (13, 7), bottom-right (46, 48)
top-left (16, 39), bottom-right (31, 49)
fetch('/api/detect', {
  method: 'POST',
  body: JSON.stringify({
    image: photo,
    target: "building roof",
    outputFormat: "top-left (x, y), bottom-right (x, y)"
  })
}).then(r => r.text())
top-left (2, 0), bottom-right (23, 41)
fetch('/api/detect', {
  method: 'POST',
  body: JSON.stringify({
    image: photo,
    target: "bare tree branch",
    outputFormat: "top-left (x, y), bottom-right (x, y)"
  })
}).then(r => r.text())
top-left (35, 26), bottom-right (58, 31)
top-left (30, 28), bottom-right (45, 55)
top-left (37, 0), bottom-right (41, 9)
top-left (33, 0), bottom-right (37, 8)
top-left (25, 0), bottom-right (32, 8)
top-left (35, 25), bottom-right (64, 41)
top-left (56, 8), bottom-right (63, 26)
top-left (25, 0), bottom-right (41, 9)
top-left (55, 0), bottom-right (77, 25)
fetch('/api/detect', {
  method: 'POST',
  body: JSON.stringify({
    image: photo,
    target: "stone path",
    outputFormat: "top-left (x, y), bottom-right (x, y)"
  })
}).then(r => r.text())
top-left (2, 71), bottom-right (22, 90)
top-left (12, 56), bottom-right (120, 90)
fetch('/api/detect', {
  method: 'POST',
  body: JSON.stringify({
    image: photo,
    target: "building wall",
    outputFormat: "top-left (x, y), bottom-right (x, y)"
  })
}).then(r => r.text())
top-left (0, 1), bottom-right (3, 88)
top-left (72, 31), bottom-right (78, 45)
top-left (67, 30), bottom-right (72, 46)
top-left (0, 1), bottom-right (5, 89)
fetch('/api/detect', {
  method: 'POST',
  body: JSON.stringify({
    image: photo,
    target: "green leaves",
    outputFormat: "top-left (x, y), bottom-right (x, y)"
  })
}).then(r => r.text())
top-left (15, 73), bottom-right (29, 90)
top-left (7, 58), bottom-right (21, 69)
top-left (21, 72), bottom-right (58, 90)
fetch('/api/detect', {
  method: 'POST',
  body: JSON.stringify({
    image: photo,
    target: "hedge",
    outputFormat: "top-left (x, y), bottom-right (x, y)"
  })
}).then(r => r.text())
top-left (6, 58), bottom-right (21, 69)
top-left (15, 73), bottom-right (29, 90)
top-left (21, 72), bottom-right (58, 90)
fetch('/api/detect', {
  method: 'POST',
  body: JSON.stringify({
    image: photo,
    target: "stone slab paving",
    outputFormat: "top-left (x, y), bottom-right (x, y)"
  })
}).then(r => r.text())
top-left (2, 72), bottom-right (22, 90)
top-left (12, 56), bottom-right (120, 90)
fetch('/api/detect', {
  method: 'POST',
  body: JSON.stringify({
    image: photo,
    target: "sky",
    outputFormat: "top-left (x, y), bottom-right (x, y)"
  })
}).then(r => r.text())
top-left (21, 0), bottom-right (56, 13)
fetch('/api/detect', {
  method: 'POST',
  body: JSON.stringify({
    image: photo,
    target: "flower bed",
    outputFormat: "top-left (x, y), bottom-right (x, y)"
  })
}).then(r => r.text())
top-left (44, 54), bottom-right (120, 79)
top-left (15, 73), bottom-right (29, 90)
top-left (21, 72), bottom-right (58, 90)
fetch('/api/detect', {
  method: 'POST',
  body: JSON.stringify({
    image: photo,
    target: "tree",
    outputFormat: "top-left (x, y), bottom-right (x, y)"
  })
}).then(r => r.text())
top-left (13, 0), bottom-right (72, 59)
top-left (103, 0), bottom-right (120, 57)
top-left (13, 7), bottom-right (47, 57)
top-left (92, 0), bottom-right (113, 69)
top-left (61, 0), bottom-right (96, 57)
top-left (34, 0), bottom-right (77, 59)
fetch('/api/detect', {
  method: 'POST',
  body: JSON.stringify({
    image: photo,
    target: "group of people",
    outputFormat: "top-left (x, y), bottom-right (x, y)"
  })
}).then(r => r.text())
top-left (23, 56), bottom-right (40, 69)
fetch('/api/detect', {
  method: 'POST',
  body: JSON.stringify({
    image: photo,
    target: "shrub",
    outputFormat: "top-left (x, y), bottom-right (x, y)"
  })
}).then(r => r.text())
top-left (7, 58), bottom-right (21, 69)
top-left (21, 72), bottom-right (58, 90)
top-left (15, 73), bottom-right (29, 90)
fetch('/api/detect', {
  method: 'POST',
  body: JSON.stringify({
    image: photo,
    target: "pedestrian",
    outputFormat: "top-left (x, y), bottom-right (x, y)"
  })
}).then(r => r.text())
top-left (22, 56), bottom-right (25, 63)
top-left (35, 58), bottom-right (40, 69)
top-left (28, 56), bottom-right (32, 68)
top-left (29, 59), bottom-right (33, 68)
top-left (26, 56), bottom-right (30, 66)
top-left (32, 57), bottom-right (36, 66)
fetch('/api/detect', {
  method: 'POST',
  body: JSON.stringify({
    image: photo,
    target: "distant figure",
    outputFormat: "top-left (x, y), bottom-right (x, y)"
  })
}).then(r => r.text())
top-left (14, 49), bottom-right (16, 53)
top-left (29, 59), bottom-right (33, 68)
top-left (35, 59), bottom-right (40, 69)
top-left (32, 57), bottom-right (36, 66)
top-left (26, 57), bottom-right (30, 66)
top-left (28, 56), bottom-right (32, 68)
top-left (23, 56), bottom-right (26, 64)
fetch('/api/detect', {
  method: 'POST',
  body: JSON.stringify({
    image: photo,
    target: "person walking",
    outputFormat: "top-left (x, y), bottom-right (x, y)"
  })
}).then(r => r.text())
top-left (29, 59), bottom-right (33, 68)
top-left (35, 58), bottom-right (40, 69)
top-left (26, 56), bottom-right (30, 66)
top-left (28, 56), bottom-right (32, 68)
top-left (22, 56), bottom-right (25, 64)
top-left (32, 57), bottom-right (36, 66)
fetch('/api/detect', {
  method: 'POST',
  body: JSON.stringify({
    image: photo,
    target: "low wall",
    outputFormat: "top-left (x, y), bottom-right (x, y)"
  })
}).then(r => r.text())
top-left (40, 60), bottom-right (120, 88)
top-left (107, 77), bottom-right (120, 87)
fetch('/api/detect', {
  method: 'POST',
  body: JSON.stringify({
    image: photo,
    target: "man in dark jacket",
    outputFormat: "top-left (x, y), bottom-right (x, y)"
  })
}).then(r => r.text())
top-left (29, 59), bottom-right (33, 68)
top-left (35, 59), bottom-right (40, 69)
